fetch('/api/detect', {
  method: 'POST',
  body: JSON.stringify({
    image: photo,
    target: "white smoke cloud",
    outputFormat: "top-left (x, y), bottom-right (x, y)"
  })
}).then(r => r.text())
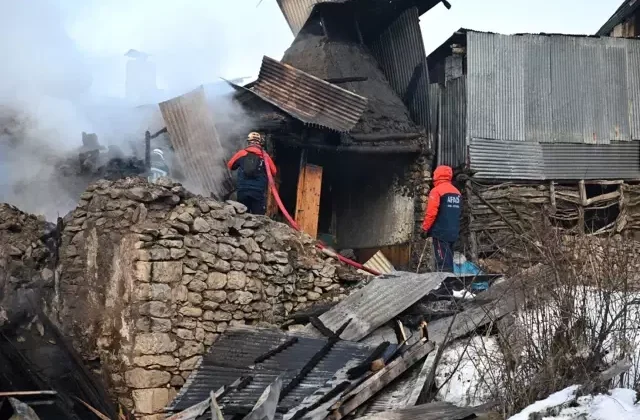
top-left (0, 0), bottom-right (292, 220)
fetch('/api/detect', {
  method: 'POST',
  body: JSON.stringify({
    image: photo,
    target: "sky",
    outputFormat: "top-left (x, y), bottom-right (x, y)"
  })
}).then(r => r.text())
top-left (55, 0), bottom-right (624, 98)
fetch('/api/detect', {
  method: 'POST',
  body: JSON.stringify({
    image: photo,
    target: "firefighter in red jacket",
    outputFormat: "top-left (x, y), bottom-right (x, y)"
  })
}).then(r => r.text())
top-left (421, 165), bottom-right (462, 272)
top-left (227, 132), bottom-right (276, 215)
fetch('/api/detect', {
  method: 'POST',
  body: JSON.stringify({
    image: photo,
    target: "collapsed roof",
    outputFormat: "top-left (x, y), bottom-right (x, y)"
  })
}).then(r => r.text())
top-left (281, 24), bottom-right (423, 139)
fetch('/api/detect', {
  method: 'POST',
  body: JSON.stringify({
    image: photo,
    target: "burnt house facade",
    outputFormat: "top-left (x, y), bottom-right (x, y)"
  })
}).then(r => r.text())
top-left (429, 29), bottom-right (640, 257)
top-left (598, 0), bottom-right (640, 38)
top-left (231, 0), bottom-right (446, 268)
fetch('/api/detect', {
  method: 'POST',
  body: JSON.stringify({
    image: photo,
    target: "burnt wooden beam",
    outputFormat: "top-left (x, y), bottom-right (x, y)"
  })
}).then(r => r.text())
top-left (346, 342), bottom-right (390, 380)
top-left (284, 381), bottom-right (351, 418)
top-left (309, 316), bottom-right (337, 338)
top-left (279, 319), bottom-right (352, 402)
top-left (332, 340), bottom-right (435, 419)
top-left (325, 76), bottom-right (368, 84)
top-left (254, 338), bottom-right (298, 364)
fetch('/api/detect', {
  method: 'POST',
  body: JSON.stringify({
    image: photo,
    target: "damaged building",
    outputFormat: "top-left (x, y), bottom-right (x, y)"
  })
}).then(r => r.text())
top-left (428, 28), bottom-right (640, 258)
top-left (598, 0), bottom-right (640, 38)
top-left (228, 0), bottom-right (446, 269)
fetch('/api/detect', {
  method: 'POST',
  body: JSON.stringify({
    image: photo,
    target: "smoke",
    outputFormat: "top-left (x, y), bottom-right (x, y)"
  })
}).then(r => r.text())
top-left (0, 0), bottom-right (292, 220)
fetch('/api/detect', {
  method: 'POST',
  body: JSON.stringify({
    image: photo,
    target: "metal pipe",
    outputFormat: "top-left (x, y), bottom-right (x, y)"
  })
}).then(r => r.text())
top-left (144, 130), bottom-right (151, 171)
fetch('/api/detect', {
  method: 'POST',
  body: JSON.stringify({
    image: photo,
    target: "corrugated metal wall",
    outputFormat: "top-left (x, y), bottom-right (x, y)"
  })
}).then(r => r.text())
top-left (369, 7), bottom-right (430, 130)
top-left (628, 41), bottom-right (640, 139)
top-left (469, 139), bottom-right (640, 180)
top-left (461, 32), bottom-right (640, 180)
top-left (159, 86), bottom-right (233, 199)
top-left (438, 77), bottom-right (467, 168)
top-left (544, 142), bottom-right (640, 179)
top-left (467, 32), bottom-right (635, 144)
top-left (469, 139), bottom-right (544, 180)
top-left (428, 83), bottom-right (440, 151)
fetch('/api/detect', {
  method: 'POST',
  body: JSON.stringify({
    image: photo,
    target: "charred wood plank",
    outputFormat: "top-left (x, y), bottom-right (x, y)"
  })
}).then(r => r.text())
top-left (332, 340), bottom-right (435, 418)
top-left (346, 342), bottom-right (390, 380)
top-left (279, 319), bottom-right (352, 402)
top-left (325, 77), bottom-right (368, 84)
top-left (283, 381), bottom-right (351, 418)
top-left (254, 337), bottom-right (298, 364)
top-left (309, 316), bottom-right (337, 338)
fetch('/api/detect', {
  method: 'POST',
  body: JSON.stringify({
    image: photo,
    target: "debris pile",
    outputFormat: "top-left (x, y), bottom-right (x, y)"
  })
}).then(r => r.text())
top-left (0, 204), bottom-right (56, 326)
top-left (166, 271), bottom-right (509, 420)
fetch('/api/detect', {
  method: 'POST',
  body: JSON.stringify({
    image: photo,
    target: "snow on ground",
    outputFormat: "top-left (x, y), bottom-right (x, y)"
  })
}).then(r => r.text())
top-left (508, 386), bottom-right (640, 420)
top-left (434, 336), bottom-right (503, 407)
top-left (507, 386), bottom-right (580, 420)
top-left (515, 287), bottom-right (640, 389)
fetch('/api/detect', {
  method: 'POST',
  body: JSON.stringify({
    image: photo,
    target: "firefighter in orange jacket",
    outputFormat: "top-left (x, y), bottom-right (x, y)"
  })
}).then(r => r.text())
top-left (421, 165), bottom-right (462, 272)
top-left (227, 132), bottom-right (276, 215)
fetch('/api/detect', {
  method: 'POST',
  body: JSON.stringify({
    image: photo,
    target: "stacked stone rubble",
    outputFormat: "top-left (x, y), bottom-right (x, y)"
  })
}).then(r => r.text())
top-left (0, 204), bottom-right (55, 324)
top-left (409, 155), bottom-right (432, 271)
top-left (55, 177), bottom-right (361, 418)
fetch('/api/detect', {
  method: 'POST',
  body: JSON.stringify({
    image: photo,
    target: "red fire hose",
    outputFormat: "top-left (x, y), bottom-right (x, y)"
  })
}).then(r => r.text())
top-left (262, 155), bottom-right (380, 276)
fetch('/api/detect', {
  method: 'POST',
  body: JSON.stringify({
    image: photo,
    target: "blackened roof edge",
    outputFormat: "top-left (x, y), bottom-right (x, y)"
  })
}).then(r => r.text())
top-left (427, 27), bottom-right (637, 66)
top-left (597, 0), bottom-right (640, 36)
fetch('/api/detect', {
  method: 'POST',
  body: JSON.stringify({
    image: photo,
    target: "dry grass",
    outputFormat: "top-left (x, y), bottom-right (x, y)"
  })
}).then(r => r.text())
top-left (440, 226), bottom-right (640, 418)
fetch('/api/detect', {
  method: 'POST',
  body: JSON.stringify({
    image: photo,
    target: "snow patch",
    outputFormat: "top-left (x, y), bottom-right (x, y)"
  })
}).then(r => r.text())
top-left (507, 385), bottom-right (580, 420)
top-left (434, 336), bottom-right (503, 407)
top-left (508, 386), bottom-right (640, 420)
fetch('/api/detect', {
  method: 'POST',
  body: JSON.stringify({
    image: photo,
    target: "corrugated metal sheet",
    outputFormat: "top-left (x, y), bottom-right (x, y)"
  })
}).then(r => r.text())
top-left (251, 56), bottom-right (367, 132)
top-left (357, 251), bottom-right (395, 276)
top-left (169, 327), bottom-right (372, 414)
top-left (276, 0), bottom-right (347, 36)
top-left (368, 7), bottom-right (430, 130)
top-left (524, 35), bottom-right (553, 143)
top-left (159, 86), bottom-right (233, 199)
top-left (467, 31), bottom-right (493, 141)
top-left (470, 139), bottom-right (640, 180)
top-left (438, 76), bottom-right (466, 167)
top-left (303, 272), bottom-right (449, 342)
top-left (543, 142), bottom-right (640, 179)
top-left (597, 0), bottom-right (640, 36)
top-left (428, 83), bottom-right (440, 150)
top-left (469, 138), bottom-right (544, 180)
top-left (466, 32), bottom-right (635, 145)
top-left (550, 36), bottom-right (584, 143)
top-left (627, 41), bottom-right (640, 139)
top-left (359, 401), bottom-right (492, 420)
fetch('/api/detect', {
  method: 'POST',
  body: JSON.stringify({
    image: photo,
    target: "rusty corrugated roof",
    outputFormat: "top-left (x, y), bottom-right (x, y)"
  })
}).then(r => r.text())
top-left (303, 272), bottom-right (449, 342)
top-left (251, 56), bottom-right (368, 132)
top-left (159, 86), bottom-right (233, 199)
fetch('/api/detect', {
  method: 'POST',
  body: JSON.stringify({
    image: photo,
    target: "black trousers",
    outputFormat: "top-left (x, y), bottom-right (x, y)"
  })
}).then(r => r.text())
top-left (237, 190), bottom-right (266, 215)
top-left (433, 237), bottom-right (454, 272)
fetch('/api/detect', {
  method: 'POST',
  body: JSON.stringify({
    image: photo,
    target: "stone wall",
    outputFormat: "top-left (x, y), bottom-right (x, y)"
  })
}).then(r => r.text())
top-left (409, 154), bottom-right (433, 271)
top-left (55, 177), bottom-right (361, 418)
